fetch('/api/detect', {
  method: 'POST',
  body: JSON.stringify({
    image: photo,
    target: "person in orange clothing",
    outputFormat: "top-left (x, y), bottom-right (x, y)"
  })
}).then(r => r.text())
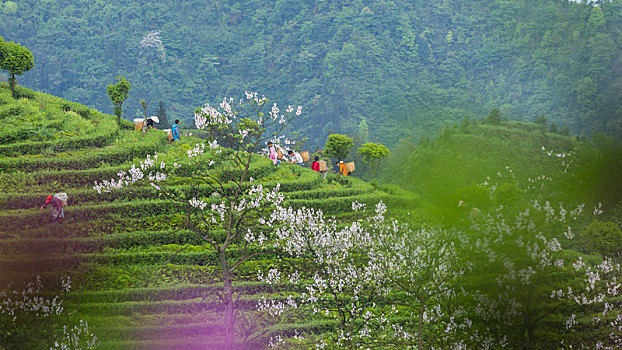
top-left (337, 160), bottom-right (348, 176)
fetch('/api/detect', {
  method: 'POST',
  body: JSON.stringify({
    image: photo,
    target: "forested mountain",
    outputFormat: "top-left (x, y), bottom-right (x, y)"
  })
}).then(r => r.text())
top-left (1, 0), bottom-right (621, 146)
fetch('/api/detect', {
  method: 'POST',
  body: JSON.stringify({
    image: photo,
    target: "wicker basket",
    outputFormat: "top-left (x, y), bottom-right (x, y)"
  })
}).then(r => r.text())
top-left (277, 149), bottom-right (284, 160)
top-left (134, 121), bottom-right (144, 131)
top-left (345, 162), bottom-right (355, 173)
top-left (300, 151), bottom-right (310, 162)
top-left (319, 160), bottom-right (327, 172)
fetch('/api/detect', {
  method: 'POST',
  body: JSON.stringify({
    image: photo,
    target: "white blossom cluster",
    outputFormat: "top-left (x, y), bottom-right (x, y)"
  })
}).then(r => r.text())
top-left (194, 102), bottom-right (233, 130)
top-left (194, 92), bottom-right (300, 132)
top-left (262, 201), bottom-right (398, 345)
top-left (188, 197), bottom-right (208, 210)
top-left (563, 257), bottom-right (622, 349)
top-left (256, 295), bottom-right (298, 317)
top-left (93, 154), bottom-right (170, 193)
top-left (542, 145), bottom-right (574, 173)
top-left (1, 276), bottom-right (97, 349)
top-left (139, 30), bottom-right (165, 61)
top-left (93, 140), bottom-right (221, 193)
top-left (50, 319), bottom-right (98, 350)
top-left (0, 276), bottom-right (64, 321)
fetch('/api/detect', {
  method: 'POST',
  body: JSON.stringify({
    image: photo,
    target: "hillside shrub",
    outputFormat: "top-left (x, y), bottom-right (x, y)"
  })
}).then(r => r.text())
top-left (11, 85), bottom-right (35, 100)
top-left (493, 182), bottom-right (524, 206)
top-left (450, 185), bottom-right (492, 210)
top-left (581, 220), bottom-right (622, 257)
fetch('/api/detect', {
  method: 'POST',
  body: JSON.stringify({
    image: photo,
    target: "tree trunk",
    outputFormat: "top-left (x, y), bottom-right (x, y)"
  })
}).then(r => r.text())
top-left (418, 304), bottom-right (424, 350)
top-left (219, 251), bottom-right (236, 349)
top-left (526, 326), bottom-right (534, 350)
top-left (9, 74), bottom-right (16, 98)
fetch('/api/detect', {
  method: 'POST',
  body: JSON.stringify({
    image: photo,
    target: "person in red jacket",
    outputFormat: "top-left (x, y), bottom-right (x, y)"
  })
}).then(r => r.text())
top-left (311, 156), bottom-right (320, 172)
top-left (40, 194), bottom-right (64, 223)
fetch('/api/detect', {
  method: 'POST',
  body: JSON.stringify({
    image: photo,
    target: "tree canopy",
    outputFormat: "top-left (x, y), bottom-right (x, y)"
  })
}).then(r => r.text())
top-left (324, 134), bottom-right (354, 162)
top-left (0, 36), bottom-right (34, 97)
top-left (358, 142), bottom-right (390, 179)
top-left (0, 0), bottom-right (621, 144)
top-left (107, 76), bottom-right (130, 122)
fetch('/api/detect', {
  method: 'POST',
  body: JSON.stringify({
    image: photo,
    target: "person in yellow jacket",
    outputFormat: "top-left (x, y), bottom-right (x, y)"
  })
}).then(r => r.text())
top-left (337, 161), bottom-right (348, 176)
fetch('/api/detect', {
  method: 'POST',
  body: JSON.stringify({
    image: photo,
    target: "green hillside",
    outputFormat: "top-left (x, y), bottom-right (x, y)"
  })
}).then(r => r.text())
top-left (1, 0), bottom-right (621, 146)
top-left (1, 85), bottom-right (621, 349)
top-left (0, 85), bottom-right (419, 349)
top-left (381, 117), bottom-right (622, 219)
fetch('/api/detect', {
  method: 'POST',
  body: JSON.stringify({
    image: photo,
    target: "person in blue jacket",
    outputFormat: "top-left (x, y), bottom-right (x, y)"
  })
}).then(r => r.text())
top-left (171, 119), bottom-right (180, 141)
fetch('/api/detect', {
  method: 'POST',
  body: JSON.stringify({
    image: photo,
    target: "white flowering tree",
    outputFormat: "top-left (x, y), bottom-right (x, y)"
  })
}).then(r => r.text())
top-left (94, 92), bottom-right (301, 348)
top-left (258, 201), bottom-right (405, 348)
top-left (139, 30), bottom-right (166, 64)
top-left (372, 224), bottom-right (471, 350)
top-left (0, 276), bottom-right (97, 350)
top-left (563, 257), bottom-right (621, 349)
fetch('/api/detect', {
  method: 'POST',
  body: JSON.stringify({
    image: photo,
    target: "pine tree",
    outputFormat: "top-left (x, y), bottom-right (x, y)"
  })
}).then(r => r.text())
top-left (156, 101), bottom-right (170, 129)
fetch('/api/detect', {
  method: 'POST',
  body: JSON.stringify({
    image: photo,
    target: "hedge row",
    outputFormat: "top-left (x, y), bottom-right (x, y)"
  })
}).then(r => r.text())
top-left (0, 169), bottom-right (325, 210)
top-left (66, 282), bottom-right (292, 304)
top-left (97, 340), bottom-right (227, 350)
top-left (0, 163), bottom-right (136, 195)
top-left (284, 191), bottom-right (419, 215)
top-left (0, 189), bottom-right (409, 232)
top-left (0, 200), bottom-right (184, 231)
top-left (78, 293), bottom-right (290, 315)
top-left (93, 317), bottom-right (334, 341)
top-left (93, 323), bottom-right (223, 342)
top-left (0, 113), bottom-right (118, 156)
top-left (0, 216), bottom-right (145, 239)
top-left (89, 252), bottom-right (278, 268)
top-left (285, 181), bottom-right (373, 200)
top-left (0, 133), bottom-right (164, 172)
top-left (95, 320), bottom-right (336, 350)
top-left (0, 230), bottom-right (206, 255)
top-left (0, 250), bottom-right (276, 276)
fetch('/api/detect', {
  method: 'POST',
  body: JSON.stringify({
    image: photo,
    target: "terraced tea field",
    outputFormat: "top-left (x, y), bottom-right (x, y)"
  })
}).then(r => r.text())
top-left (0, 85), bottom-right (419, 349)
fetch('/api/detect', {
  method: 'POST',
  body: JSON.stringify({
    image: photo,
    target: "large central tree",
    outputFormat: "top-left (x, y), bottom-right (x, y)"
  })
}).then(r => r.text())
top-left (95, 92), bottom-right (301, 348)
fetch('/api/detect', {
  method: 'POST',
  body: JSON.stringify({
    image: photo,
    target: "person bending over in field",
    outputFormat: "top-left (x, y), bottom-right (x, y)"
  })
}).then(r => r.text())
top-left (40, 193), bottom-right (67, 224)
top-left (288, 150), bottom-right (304, 166)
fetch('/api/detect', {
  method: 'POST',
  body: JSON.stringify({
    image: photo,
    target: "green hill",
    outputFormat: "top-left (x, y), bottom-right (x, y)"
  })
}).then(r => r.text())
top-left (0, 85), bottom-right (419, 349)
top-left (380, 117), bottom-right (622, 223)
top-left (1, 0), bottom-right (621, 146)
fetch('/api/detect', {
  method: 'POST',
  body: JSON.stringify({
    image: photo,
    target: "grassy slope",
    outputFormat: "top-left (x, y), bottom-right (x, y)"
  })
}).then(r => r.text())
top-left (380, 120), bottom-right (622, 346)
top-left (381, 121), bottom-right (586, 220)
top-left (0, 85), bottom-right (421, 349)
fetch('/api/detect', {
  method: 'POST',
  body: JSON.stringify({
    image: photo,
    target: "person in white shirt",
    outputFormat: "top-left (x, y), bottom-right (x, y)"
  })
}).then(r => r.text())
top-left (287, 150), bottom-right (304, 165)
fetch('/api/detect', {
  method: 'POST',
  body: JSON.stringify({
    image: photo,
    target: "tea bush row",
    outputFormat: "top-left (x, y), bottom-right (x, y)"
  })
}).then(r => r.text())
top-left (0, 113), bottom-right (118, 156)
top-left (0, 133), bottom-right (165, 172)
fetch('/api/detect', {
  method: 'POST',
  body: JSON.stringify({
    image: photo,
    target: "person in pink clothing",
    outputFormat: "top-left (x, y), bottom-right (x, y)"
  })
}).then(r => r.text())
top-left (40, 194), bottom-right (64, 223)
top-left (267, 141), bottom-right (278, 165)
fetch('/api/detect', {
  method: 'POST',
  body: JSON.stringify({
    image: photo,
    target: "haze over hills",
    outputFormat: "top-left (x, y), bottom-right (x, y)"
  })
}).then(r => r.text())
top-left (1, 0), bottom-right (621, 146)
